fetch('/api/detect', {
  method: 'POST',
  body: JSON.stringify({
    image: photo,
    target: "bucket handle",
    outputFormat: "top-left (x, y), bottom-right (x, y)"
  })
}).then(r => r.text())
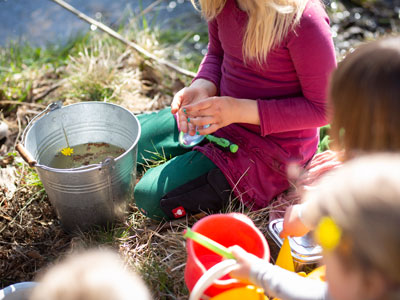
top-left (16, 101), bottom-right (62, 168)
top-left (15, 143), bottom-right (37, 167)
top-left (19, 101), bottom-right (62, 145)
top-left (189, 259), bottom-right (239, 300)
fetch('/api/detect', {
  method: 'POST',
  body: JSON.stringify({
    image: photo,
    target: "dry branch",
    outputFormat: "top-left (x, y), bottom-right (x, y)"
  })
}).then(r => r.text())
top-left (0, 101), bottom-right (46, 109)
top-left (50, 0), bottom-right (197, 78)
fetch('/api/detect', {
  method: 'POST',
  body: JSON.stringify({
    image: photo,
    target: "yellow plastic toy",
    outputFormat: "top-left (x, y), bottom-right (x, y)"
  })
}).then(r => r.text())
top-left (275, 238), bottom-right (295, 272)
top-left (211, 285), bottom-right (268, 300)
top-left (306, 265), bottom-right (326, 281)
top-left (273, 238), bottom-right (325, 300)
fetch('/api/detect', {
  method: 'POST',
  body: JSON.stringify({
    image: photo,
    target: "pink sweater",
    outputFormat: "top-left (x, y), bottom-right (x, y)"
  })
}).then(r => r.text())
top-left (194, 0), bottom-right (336, 209)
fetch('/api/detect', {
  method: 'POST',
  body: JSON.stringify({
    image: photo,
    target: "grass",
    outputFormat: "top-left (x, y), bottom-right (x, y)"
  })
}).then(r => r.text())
top-left (0, 10), bottom-right (206, 111)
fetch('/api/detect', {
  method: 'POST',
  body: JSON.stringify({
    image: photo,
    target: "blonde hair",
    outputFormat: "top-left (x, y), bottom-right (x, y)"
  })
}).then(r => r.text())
top-left (191, 0), bottom-right (308, 65)
top-left (329, 36), bottom-right (400, 160)
top-left (304, 154), bottom-right (400, 299)
top-left (30, 249), bottom-right (151, 300)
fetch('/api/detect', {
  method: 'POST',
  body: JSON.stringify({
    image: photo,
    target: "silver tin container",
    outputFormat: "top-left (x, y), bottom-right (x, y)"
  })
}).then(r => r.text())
top-left (268, 218), bottom-right (322, 271)
top-left (20, 102), bottom-right (141, 232)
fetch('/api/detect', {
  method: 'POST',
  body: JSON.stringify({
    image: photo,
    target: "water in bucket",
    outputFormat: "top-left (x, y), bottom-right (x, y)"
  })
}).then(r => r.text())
top-left (48, 142), bottom-right (125, 169)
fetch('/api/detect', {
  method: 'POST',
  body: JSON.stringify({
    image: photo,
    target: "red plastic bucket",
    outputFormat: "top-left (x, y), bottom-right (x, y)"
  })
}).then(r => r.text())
top-left (184, 213), bottom-right (270, 297)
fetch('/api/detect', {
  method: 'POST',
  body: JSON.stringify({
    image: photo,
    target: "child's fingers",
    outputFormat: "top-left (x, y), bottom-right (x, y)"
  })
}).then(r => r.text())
top-left (280, 204), bottom-right (310, 238)
top-left (280, 205), bottom-right (294, 238)
top-left (196, 123), bottom-right (219, 135)
top-left (188, 123), bottom-right (196, 136)
top-left (229, 245), bottom-right (247, 261)
top-left (178, 110), bottom-right (189, 133)
top-left (183, 98), bottom-right (213, 114)
top-left (187, 116), bottom-right (214, 128)
top-left (171, 89), bottom-right (185, 114)
top-left (279, 229), bottom-right (289, 239)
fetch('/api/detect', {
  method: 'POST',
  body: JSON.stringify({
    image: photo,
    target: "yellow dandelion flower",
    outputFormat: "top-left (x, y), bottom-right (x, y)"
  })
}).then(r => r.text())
top-left (315, 216), bottom-right (341, 251)
top-left (61, 147), bottom-right (74, 156)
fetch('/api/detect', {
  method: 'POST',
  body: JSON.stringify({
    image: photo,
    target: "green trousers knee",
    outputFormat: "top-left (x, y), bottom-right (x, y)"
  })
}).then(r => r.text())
top-left (135, 108), bottom-right (216, 220)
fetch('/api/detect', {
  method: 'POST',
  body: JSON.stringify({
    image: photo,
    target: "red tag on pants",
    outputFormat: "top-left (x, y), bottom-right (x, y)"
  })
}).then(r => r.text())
top-left (172, 206), bottom-right (186, 218)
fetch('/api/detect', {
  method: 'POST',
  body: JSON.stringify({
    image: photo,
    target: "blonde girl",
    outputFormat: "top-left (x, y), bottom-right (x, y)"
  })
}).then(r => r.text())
top-left (231, 154), bottom-right (400, 300)
top-left (134, 0), bottom-right (336, 220)
top-left (281, 35), bottom-right (400, 237)
top-left (29, 249), bottom-right (151, 300)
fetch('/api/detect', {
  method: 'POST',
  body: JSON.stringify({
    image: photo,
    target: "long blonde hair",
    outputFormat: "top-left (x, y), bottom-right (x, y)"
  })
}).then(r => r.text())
top-left (191, 0), bottom-right (308, 65)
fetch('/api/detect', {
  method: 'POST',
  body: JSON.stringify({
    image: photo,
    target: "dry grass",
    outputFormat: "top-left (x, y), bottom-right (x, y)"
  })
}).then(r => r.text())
top-left (0, 143), bottom-right (280, 299)
top-left (60, 30), bottom-right (185, 113)
top-left (0, 25), bottom-right (192, 298)
top-left (0, 163), bottom-right (280, 299)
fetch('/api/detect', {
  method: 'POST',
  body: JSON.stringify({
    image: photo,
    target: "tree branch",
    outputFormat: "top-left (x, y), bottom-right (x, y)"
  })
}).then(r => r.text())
top-left (50, 0), bottom-right (197, 78)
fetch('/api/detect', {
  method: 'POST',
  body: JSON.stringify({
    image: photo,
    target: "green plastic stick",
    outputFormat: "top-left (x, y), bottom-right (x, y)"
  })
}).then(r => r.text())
top-left (184, 228), bottom-right (235, 259)
top-left (205, 135), bottom-right (230, 148)
top-left (205, 135), bottom-right (239, 153)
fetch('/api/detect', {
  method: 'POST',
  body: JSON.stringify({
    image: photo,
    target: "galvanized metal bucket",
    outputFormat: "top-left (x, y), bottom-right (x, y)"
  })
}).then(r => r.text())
top-left (17, 101), bottom-right (141, 232)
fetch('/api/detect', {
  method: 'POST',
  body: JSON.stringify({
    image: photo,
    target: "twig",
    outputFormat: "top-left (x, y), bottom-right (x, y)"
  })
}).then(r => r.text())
top-left (12, 189), bottom-right (45, 226)
top-left (32, 79), bottom-right (67, 102)
top-left (170, 263), bottom-right (186, 272)
top-left (50, 0), bottom-right (197, 78)
top-left (0, 101), bottom-right (46, 109)
top-left (13, 109), bottom-right (24, 149)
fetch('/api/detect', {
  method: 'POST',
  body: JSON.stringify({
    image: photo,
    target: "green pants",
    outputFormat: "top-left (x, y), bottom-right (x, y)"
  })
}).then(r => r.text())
top-left (134, 108), bottom-right (216, 220)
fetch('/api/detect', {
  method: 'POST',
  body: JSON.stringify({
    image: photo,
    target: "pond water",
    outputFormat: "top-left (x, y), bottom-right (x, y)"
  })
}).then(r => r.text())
top-left (48, 142), bottom-right (126, 169)
top-left (0, 0), bottom-right (201, 46)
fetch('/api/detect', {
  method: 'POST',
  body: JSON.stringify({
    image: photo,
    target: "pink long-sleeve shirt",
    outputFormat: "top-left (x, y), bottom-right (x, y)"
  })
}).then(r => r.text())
top-left (194, 0), bottom-right (336, 209)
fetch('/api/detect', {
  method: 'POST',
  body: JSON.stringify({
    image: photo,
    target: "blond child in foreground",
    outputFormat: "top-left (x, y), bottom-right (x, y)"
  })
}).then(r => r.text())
top-left (281, 35), bottom-right (400, 238)
top-left (29, 249), bottom-right (151, 300)
top-left (230, 154), bottom-right (400, 300)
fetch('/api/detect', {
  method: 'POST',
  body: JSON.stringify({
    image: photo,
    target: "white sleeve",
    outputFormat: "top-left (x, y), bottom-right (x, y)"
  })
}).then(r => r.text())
top-left (249, 262), bottom-right (331, 300)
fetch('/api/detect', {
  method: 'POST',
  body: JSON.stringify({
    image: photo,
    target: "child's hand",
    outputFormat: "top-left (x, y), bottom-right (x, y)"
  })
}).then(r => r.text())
top-left (280, 204), bottom-right (310, 238)
top-left (171, 79), bottom-right (217, 134)
top-left (183, 96), bottom-right (260, 135)
top-left (229, 245), bottom-right (264, 284)
top-left (172, 87), bottom-right (209, 134)
top-left (182, 96), bottom-right (238, 135)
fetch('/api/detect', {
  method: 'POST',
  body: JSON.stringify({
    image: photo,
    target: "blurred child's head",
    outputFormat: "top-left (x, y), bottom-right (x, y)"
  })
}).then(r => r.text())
top-left (30, 249), bottom-right (151, 300)
top-left (329, 36), bottom-right (400, 160)
top-left (303, 154), bottom-right (400, 300)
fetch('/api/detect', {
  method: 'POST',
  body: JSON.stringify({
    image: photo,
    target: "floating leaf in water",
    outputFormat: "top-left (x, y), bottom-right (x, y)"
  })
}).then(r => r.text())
top-left (61, 147), bottom-right (74, 156)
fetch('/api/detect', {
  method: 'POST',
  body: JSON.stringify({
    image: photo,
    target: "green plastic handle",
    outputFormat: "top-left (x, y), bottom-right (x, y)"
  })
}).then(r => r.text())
top-left (205, 135), bottom-right (239, 153)
top-left (184, 228), bottom-right (235, 260)
top-left (205, 135), bottom-right (229, 147)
